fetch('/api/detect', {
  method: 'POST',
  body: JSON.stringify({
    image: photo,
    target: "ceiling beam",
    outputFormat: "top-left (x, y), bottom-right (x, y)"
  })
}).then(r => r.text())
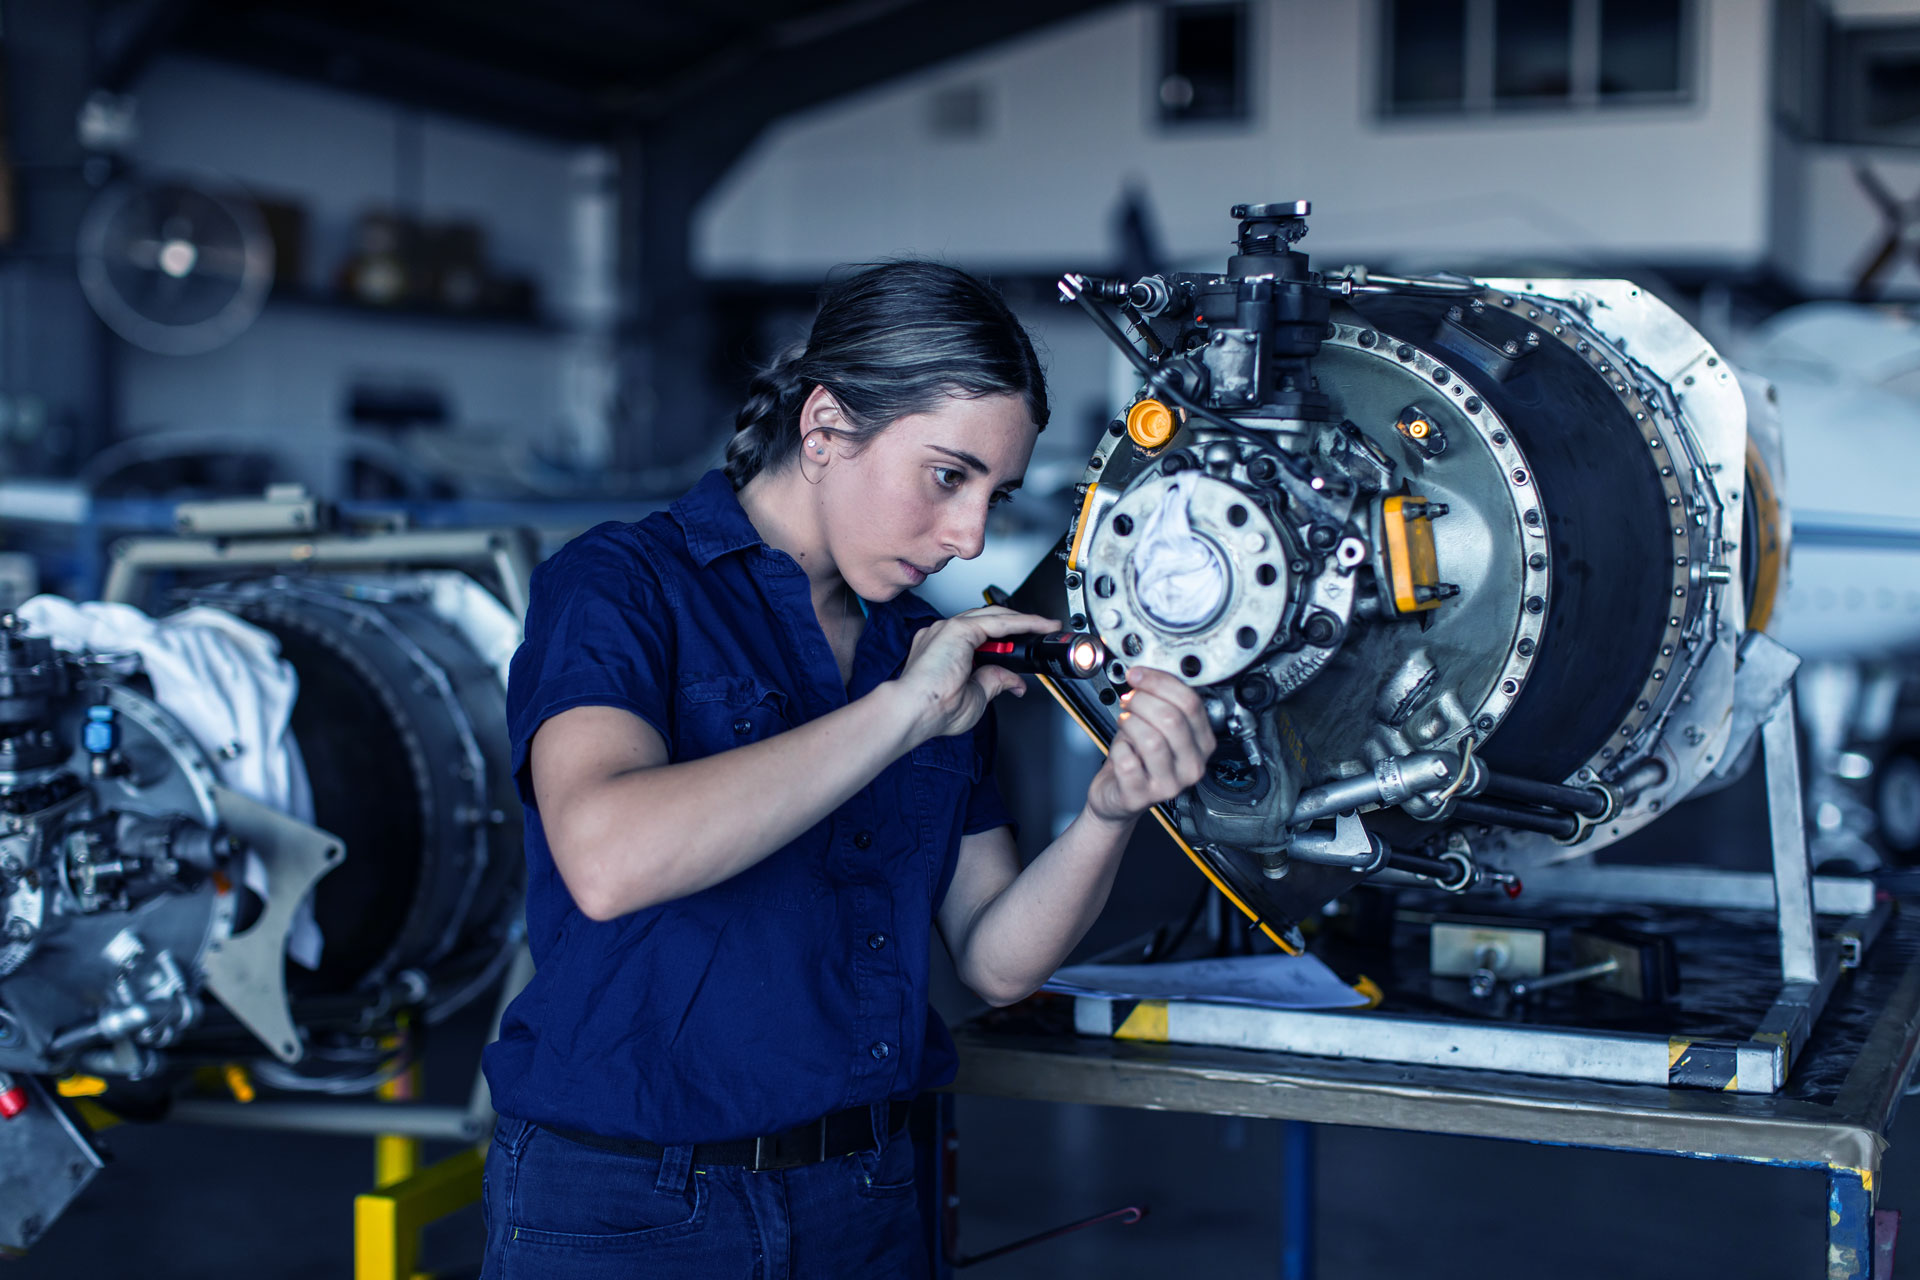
top-left (95, 0), bottom-right (202, 92)
top-left (177, 4), bottom-right (606, 139)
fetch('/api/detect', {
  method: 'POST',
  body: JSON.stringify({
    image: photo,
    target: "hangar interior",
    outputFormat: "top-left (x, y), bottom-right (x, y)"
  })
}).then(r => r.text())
top-left (3, 0), bottom-right (1920, 1276)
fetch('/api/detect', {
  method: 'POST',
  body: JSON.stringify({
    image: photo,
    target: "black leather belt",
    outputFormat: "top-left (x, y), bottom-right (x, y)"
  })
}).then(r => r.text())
top-left (542, 1100), bottom-right (911, 1172)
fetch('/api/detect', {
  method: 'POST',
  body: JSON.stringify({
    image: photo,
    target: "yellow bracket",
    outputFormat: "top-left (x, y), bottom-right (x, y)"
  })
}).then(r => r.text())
top-left (1381, 495), bottom-right (1442, 614)
top-left (354, 1144), bottom-right (486, 1280)
top-left (1066, 483), bottom-right (1101, 571)
top-left (56, 1074), bottom-right (108, 1098)
top-left (1743, 437), bottom-right (1785, 633)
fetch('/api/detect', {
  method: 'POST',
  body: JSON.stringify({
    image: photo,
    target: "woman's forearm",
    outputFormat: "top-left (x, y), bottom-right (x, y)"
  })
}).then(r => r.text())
top-left (552, 684), bottom-right (922, 920)
top-left (953, 805), bottom-right (1140, 1005)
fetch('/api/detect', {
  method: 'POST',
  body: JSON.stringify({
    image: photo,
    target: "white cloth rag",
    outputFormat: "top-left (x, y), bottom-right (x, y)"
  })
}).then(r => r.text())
top-left (1131, 476), bottom-right (1227, 629)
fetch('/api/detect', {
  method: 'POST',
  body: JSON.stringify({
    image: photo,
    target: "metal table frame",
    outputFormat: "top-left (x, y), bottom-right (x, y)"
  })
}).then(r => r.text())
top-left (946, 939), bottom-right (1920, 1279)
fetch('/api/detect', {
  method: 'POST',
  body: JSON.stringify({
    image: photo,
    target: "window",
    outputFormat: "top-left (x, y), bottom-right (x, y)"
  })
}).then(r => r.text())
top-left (1160, 3), bottom-right (1249, 125)
top-left (1829, 24), bottom-right (1920, 148)
top-left (1773, 0), bottom-right (1831, 139)
top-left (1388, 0), bottom-right (1466, 111)
top-left (1381, 0), bottom-right (1693, 117)
top-left (1600, 0), bottom-right (1687, 97)
top-left (1495, 0), bottom-right (1574, 103)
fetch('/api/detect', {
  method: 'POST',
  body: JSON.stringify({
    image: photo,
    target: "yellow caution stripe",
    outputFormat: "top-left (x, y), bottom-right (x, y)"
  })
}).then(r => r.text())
top-left (1111, 999), bottom-right (1171, 1042)
top-left (1667, 1037), bottom-right (1741, 1090)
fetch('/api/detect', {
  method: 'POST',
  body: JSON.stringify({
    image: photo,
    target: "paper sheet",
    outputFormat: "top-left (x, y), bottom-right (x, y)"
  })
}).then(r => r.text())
top-left (1044, 952), bottom-right (1371, 1011)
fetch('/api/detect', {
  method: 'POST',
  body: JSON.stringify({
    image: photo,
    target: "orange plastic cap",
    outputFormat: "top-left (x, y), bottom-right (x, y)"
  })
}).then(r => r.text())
top-left (1126, 398), bottom-right (1177, 449)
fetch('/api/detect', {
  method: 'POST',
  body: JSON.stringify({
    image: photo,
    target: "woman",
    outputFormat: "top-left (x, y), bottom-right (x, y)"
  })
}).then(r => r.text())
top-left (480, 261), bottom-right (1214, 1278)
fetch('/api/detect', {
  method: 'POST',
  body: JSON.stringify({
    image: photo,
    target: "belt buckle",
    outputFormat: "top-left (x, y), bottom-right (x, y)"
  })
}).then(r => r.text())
top-left (751, 1121), bottom-right (826, 1172)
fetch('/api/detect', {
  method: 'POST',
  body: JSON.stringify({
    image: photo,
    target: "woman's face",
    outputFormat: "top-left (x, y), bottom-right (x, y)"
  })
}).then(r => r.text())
top-left (816, 392), bottom-right (1038, 601)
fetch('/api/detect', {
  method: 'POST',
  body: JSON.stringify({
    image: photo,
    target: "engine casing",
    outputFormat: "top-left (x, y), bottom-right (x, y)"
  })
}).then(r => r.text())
top-left (1026, 204), bottom-right (1774, 941)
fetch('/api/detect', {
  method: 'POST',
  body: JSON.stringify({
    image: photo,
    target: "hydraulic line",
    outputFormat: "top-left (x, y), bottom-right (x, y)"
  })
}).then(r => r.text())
top-left (1384, 849), bottom-right (1458, 880)
top-left (1452, 798), bottom-right (1581, 840)
top-left (1478, 770), bottom-right (1609, 819)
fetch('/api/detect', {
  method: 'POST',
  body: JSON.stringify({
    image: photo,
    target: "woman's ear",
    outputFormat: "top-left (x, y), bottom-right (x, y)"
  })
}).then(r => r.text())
top-left (797, 384), bottom-right (846, 449)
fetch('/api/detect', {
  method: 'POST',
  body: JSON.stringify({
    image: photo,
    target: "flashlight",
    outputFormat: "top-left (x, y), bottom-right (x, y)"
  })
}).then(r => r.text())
top-left (973, 631), bottom-right (1108, 681)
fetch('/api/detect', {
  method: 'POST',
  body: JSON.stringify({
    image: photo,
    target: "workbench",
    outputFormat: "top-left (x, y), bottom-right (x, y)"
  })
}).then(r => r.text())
top-left (944, 902), bottom-right (1920, 1279)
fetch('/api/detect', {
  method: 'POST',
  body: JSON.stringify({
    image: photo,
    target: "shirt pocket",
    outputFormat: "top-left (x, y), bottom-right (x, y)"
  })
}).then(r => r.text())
top-left (908, 732), bottom-right (980, 889)
top-left (909, 732), bottom-right (979, 779)
top-left (678, 675), bottom-right (825, 912)
top-left (675, 675), bottom-right (789, 760)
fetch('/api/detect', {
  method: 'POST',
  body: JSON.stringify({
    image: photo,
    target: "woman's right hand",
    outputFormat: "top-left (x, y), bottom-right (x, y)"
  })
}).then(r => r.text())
top-left (890, 605), bottom-right (1060, 745)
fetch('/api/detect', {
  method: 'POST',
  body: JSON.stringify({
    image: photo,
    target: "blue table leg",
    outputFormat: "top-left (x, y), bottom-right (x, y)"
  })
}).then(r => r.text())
top-left (1282, 1121), bottom-right (1315, 1280)
top-left (921, 1092), bottom-right (956, 1280)
top-left (1828, 1166), bottom-right (1874, 1279)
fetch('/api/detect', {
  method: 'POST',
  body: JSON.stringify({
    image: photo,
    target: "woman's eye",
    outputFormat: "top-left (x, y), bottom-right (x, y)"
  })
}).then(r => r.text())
top-left (990, 491), bottom-right (1015, 507)
top-left (933, 467), bottom-right (964, 490)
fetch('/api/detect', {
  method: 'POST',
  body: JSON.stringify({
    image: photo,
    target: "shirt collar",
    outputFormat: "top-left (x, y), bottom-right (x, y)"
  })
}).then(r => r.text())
top-left (672, 470), bottom-right (766, 567)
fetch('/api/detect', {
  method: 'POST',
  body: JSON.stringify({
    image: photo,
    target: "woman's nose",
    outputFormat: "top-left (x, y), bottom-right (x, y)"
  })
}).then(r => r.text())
top-left (942, 501), bottom-right (989, 561)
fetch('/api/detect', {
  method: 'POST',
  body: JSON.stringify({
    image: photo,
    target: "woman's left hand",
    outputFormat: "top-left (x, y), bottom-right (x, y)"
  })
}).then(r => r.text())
top-left (1085, 666), bottom-right (1217, 824)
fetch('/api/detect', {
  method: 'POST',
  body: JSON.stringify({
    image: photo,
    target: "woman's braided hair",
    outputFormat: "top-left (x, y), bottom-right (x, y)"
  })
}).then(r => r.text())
top-left (723, 261), bottom-right (1048, 489)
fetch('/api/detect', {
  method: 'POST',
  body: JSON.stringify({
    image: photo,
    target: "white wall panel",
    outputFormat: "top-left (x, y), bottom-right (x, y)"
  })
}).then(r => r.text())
top-left (699, 0), bottom-right (1777, 279)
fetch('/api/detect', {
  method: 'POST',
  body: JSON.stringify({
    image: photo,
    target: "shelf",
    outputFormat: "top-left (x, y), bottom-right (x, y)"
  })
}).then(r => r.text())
top-left (265, 286), bottom-right (564, 335)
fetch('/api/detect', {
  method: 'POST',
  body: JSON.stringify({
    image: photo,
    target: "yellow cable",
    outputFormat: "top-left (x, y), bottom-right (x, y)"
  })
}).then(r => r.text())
top-left (1034, 672), bottom-right (1302, 955)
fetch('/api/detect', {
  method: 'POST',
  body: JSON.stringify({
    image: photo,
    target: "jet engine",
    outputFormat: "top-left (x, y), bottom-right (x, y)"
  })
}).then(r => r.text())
top-left (1022, 202), bottom-right (1779, 949)
top-left (0, 506), bottom-right (528, 1252)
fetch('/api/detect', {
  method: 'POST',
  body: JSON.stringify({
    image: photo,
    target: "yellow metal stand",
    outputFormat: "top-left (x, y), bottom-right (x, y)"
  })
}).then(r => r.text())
top-left (354, 1017), bottom-right (487, 1280)
top-left (354, 1145), bottom-right (486, 1280)
top-left (375, 1026), bottom-right (422, 1189)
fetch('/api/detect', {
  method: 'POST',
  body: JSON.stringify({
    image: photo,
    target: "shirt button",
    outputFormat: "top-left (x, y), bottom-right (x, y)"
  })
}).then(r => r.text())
top-left (870, 1041), bottom-right (891, 1060)
top-left (867, 932), bottom-right (888, 950)
top-left (731, 718), bottom-right (752, 735)
top-left (853, 830), bottom-right (873, 850)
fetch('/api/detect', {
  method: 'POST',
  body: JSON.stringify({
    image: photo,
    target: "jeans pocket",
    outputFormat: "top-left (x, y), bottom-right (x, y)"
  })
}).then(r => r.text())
top-left (506, 1128), bottom-right (709, 1249)
top-left (854, 1129), bottom-right (917, 1199)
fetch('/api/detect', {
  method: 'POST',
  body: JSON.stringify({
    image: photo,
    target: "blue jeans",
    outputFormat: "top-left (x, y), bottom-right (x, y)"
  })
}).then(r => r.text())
top-left (480, 1110), bottom-right (929, 1279)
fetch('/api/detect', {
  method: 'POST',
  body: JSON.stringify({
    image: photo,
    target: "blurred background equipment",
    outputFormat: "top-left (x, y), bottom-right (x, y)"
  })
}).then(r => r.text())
top-left (76, 173), bottom-right (274, 355)
top-left (0, 494), bottom-right (531, 1253)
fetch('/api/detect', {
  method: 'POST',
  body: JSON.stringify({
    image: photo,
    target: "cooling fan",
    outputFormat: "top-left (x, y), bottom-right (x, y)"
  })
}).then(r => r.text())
top-left (77, 174), bottom-right (274, 356)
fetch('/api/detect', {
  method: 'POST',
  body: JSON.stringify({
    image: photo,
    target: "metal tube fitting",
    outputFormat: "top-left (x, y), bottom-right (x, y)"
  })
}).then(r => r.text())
top-left (1288, 826), bottom-right (1388, 872)
top-left (1290, 750), bottom-right (1457, 825)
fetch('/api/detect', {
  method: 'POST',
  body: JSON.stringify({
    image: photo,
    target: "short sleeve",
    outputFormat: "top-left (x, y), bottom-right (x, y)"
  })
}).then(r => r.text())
top-left (505, 526), bottom-right (675, 805)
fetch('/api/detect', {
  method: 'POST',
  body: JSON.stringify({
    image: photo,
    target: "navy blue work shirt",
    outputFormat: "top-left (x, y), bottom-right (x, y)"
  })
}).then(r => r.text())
top-left (482, 469), bottom-right (1014, 1144)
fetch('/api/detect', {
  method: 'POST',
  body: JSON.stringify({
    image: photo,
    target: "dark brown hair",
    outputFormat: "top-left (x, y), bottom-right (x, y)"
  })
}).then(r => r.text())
top-left (724, 261), bottom-right (1048, 488)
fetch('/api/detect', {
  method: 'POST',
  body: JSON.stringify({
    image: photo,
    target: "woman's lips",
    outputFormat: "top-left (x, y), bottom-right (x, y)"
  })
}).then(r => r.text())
top-left (900, 560), bottom-right (929, 585)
